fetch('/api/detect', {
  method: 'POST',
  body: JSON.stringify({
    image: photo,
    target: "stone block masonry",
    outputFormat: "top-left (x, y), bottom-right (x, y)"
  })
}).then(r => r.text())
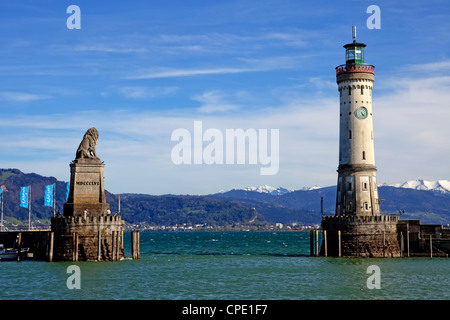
top-left (321, 215), bottom-right (401, 257)
top-left (397, 219), bottom-right (450, 257)
top-left (63, 160), bottom-right (109, 218)
top-left (50, 127), bottom-right (130, 262)
top-left (51, 215), bottom-right (124, 261)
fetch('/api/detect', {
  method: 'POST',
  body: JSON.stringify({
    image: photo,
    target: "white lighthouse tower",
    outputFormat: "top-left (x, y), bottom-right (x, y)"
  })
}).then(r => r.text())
top-left (335, 26), bottom-right (380, 217)
top-left (321, 27), bottom-right (400, 257)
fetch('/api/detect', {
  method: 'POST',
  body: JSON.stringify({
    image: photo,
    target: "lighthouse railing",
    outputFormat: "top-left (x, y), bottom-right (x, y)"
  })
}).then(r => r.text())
top-left (336, 64), bottom-right (375, 75)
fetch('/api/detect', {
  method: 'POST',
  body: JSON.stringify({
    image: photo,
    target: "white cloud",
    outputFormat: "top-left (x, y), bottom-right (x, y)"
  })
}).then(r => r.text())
top-left (74, 44), bottom-right (147, 54)
top-left (0, 101), bottom-right (336, 194)
top-left (125, 55), bottom-right (301, 80)
top-left (374, 75), bottom-right (450, 184)
top-left (125, 67), bottom-right (260, 80)
top-left (0, 72), bottom-right (449, 194)
top-left (156, 29), bottom-right (322, 54)
top-left (0, 91), bottom-right (50, 102)
top-left (406, 60), bottom-right (450, 73)
top-left (118, 86), bottom-right (178, 99)
top-left (237, 56), bottom-right (302, 70)
top-left (192, 91), bottom-right (240, 113)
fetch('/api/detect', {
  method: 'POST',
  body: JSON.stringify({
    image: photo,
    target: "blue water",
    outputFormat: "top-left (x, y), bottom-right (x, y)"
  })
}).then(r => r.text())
top-left (1, 231), bottom-right (449, 300)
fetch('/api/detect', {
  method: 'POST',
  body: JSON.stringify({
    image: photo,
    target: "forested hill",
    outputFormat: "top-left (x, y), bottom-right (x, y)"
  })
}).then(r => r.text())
top-left (0, 169), bottom-right (267, 228)
top-left (2, 168), bottom-right (450, 228)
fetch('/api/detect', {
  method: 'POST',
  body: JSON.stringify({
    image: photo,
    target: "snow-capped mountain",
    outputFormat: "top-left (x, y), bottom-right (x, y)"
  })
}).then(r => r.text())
top-left (300, 185), bottom-right (322, 191)
top-left (233, 179), bottom-right (450, 196)
top-left (236, 184), bottom-right (322, 195)
top-left (381, 179), bottom-right (450, 194)
top-left (239, 185), bottom-right (294, 195)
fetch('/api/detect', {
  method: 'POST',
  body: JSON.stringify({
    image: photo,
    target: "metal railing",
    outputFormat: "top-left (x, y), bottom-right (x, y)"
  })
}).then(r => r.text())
top-left (0, 225), bottom-right (51, 232)
top-left (336, 64), bottom-right (375, 75)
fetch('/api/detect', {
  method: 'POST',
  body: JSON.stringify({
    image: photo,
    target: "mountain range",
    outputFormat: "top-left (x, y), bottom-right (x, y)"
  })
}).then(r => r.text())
top-left (381, 179), bottom-right (450, 194)
top-left (1, 168), bottom-right (450, 228)
top-left (235, 179), bottom-right (450, 195)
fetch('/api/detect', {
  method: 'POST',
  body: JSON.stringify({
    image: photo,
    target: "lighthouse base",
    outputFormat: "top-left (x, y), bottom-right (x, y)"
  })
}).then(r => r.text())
top-left (321, 215), bottom-right (401, 257)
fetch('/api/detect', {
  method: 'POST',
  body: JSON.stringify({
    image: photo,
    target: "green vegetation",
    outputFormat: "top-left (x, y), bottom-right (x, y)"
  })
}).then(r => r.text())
top-left (1, 168), bottom-right (450, 228)
top-left (118, 194), bottom-right (268, 227)
top-left (0, 169), bottom-right (17, 185)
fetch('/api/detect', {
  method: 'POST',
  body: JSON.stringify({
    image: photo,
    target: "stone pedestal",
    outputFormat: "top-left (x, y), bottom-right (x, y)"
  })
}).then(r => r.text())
top-left (321, 215), bottom-right (401, 257)
top-left (51, 128), bottom-right (124, 261)
top-left (51, 215), bottom-right (124, 261)
top-left (63, 159), bottom-right (110, 218)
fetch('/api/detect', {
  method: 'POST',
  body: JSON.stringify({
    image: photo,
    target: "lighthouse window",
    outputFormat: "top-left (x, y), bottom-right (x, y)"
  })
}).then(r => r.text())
top-left (348, 87), bottom-right (351, 95)
top-left (364, 202), bottom-right (369, 211)
top-left (355, 47), bottom-right (364, 60)
top-left (361, 87), bottom-right (364, 95)
top-left (349, 130), bottom-right (352, 139)
top-left (362, 151), bottom-right (366, 160)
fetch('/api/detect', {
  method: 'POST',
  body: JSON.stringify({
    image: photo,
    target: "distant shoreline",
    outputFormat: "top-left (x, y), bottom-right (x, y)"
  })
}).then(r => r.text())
top-left (123, 224), bottom-right (319, 232)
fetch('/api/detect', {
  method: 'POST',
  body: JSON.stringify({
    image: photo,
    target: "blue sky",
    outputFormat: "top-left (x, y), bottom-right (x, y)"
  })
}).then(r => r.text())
top-left (0, 0), bottom-right (449, 195)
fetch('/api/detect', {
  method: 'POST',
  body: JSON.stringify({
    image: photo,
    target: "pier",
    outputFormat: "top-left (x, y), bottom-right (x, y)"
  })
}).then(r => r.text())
top-left (310, 219), bottom-right (450, 258)
top-left (0, 229), bottom-right (140, 261)
top-left (0, 229), bottom-right (51, 260)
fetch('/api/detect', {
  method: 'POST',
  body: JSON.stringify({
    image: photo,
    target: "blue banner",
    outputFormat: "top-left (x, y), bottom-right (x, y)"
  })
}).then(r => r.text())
top-left (66, 182), bottom-right (70, 201)
top-left (44, 184), bottom-right (54, 207)
top-left (20, 186), bottom-right (29, 208)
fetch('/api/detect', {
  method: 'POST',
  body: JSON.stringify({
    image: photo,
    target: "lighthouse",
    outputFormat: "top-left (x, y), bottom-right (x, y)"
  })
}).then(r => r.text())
top-left (321, 27), bottom-right (401, 258)
top-left (335, 26), bottom-right (380, 217)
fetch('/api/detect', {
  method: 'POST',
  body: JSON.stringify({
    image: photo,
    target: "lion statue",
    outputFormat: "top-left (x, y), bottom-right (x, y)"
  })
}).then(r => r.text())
top-left (76, 127), bottom-right (100, 160)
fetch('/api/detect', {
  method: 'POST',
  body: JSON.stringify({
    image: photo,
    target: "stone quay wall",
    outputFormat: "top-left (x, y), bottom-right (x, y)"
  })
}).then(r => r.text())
top-left (0, 230), bottom-right (51, 260)
top-left (397, 219), bottom-right (450, 257)
top-left (51, 215), bottom-right (124, 262)
top-left (321, 215), bottom-right (401, 257)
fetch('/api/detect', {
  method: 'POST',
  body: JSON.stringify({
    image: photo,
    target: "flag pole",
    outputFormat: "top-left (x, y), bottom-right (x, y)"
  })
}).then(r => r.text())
top-left (1, 188), bottom-right (3, 232)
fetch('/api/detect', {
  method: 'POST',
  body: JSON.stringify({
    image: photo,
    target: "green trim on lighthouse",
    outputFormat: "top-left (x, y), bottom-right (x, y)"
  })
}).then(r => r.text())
top-left (344, 43), bottom-right (365, 65)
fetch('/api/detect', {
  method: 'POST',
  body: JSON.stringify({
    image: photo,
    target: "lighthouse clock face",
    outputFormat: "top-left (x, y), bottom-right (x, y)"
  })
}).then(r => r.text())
top-left (355, 107), bottom-right (368, 119)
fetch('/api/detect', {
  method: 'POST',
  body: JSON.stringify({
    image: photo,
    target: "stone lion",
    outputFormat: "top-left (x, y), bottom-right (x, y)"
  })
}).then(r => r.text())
top-left (76, 127), bottom-right (100, 160)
